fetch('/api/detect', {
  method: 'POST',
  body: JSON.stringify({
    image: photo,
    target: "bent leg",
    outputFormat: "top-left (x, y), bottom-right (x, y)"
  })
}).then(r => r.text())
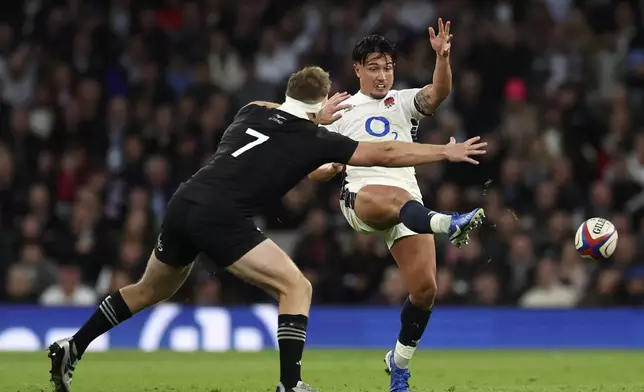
top-left (354, 185), bottom-right (452, 234)
top-left (354, 185), bottom-right (415, 230)
top-left (120, 252), bottom-right (193, 312)
top-left (389, 234), bottom-right (437, 370)
top-left (227, 239), bottom-right (312, 390)
top-left (227, 239), bottom-right (312, 315)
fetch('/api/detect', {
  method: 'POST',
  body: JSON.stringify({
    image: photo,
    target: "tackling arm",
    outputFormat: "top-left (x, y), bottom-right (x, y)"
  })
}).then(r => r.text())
top-left (308, 163), bottom-right (344, 182)
top-left (349, 141), bottom-right (448, 167)
top-left (413, 55), bottom-right (452, 116)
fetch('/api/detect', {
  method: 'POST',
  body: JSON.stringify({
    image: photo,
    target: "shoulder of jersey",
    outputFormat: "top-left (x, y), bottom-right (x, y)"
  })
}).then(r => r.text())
top-left (341, 92), bottom-right (385, 111)
top-left (343, 94), bottom-right (362, 106)
top-left (339, 90), bottom-right (404, 112)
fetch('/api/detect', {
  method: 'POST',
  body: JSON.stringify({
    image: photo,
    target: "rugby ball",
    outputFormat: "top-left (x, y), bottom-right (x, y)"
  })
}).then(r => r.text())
top-left (575, 218), bottom-right (618, 261)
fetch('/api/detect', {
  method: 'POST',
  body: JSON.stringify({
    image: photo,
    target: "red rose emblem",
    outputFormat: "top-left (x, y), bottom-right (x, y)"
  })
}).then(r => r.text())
top-left (384, 97), bottom-right (395, 106)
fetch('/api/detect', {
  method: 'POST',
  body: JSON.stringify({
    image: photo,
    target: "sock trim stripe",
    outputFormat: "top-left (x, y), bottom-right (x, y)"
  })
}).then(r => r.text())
top-left (277, 329), bottom-right (306, 338)
top-left (277, 326), bottom-right (307, 335)
top-left (104, 296), bottom-right (117, 313)
top-left (277, 329), bottom-right (306, 336)
top-left (99, 302), bottom-right (118, 326)
top-left (99, 301), bottom-right (118, 326)
top-left (277, 329), bottom-right (306, 337)
top-left (103, 297), bottom-right (119, 321)
top-left (277, 333), bottom-right (307, 342)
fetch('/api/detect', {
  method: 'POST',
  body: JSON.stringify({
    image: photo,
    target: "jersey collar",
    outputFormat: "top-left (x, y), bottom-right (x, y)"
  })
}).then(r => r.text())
top-left (355, 90), bottom-right (382, 102)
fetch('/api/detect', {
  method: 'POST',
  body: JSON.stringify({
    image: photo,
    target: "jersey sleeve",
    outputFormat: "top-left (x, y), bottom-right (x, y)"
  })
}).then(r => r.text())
top-left (397, 88), bottom-right (426, 121)
top-left (311, 126), bottom-right (359, 164)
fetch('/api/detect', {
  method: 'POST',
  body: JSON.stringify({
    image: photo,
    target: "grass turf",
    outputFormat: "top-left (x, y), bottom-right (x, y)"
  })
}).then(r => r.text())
top-left (0, 350), bottom-right (642, 391)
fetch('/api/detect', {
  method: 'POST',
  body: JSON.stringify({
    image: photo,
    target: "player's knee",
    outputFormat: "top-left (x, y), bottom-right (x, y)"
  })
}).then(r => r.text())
top-left (282, 272), bottom-right (312, 303)
top-left (391, 192), bottom-right (414, 210)
top-left (410, 278), bottom-right (437, 309)
top-left (294, 273), bottom-right (313, 302)
top-left (300, 275), bottom-right (313, 301)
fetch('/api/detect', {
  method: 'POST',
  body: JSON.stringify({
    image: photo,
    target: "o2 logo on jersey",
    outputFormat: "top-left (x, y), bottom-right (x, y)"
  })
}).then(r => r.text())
top-left (364, 116), bottom-right (399, 140)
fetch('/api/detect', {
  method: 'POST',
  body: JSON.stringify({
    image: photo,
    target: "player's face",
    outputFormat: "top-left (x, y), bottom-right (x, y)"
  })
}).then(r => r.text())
top-left (355, 53), bottom-right (394, 99)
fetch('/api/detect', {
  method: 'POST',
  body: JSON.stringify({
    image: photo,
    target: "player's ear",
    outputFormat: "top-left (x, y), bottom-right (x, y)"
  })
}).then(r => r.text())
top-left (353, 63), bottom-right (361, 78)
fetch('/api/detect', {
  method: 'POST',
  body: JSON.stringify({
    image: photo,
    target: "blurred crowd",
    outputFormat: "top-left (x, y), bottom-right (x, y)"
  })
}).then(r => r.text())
top-left (1, 0), bottom-right (643, 308)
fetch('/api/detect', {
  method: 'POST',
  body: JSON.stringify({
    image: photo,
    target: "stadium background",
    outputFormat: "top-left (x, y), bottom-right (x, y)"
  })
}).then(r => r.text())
top-left (1, 0), bottom-right (644, 355)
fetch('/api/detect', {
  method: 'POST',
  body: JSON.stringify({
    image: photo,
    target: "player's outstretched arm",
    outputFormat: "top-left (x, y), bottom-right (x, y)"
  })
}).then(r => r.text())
top-left (348, 137), bottom-right (486, 168)
top-left (308, 163), bottom-right (344, 182)
top-left (415, 18), bottom-right (453, 116)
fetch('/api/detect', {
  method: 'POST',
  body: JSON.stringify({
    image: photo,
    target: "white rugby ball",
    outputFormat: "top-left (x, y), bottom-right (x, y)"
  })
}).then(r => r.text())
top-left (575, 217), bottom-right (618, 261)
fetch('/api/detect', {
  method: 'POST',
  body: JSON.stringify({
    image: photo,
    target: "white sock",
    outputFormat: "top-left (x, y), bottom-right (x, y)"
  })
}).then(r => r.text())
top-left (393, 341), bottom-right (416, 369)
top-left (429, 212), bottom-right (451, 234)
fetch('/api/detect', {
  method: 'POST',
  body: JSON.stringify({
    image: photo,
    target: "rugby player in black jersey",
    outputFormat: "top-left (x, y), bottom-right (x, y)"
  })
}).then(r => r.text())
top-left (47, 66), bottom-right (486, 392)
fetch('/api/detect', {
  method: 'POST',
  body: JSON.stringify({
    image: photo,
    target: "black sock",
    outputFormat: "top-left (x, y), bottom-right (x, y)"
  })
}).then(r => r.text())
top-left (73, 291), bottom-right (133, 356)
top-left (398, 297), bottom-right (432, 348)
top-left (277, 314), bottom-right (308, 389)
top-left (399, 200), bottom-right (436, 234)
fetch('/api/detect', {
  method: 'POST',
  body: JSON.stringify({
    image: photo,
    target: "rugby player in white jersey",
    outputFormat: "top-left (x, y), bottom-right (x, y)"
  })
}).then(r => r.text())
top-left (310, 19), bottom-right (485, 392)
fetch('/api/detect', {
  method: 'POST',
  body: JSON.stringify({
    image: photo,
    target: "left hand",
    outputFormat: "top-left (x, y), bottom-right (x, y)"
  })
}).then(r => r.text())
top-left (316, 92), bottom-right (353, 125)
top-left (322, 162), bottom-right (345, 176)
top-left (429, 18), bottom-right (452, 58)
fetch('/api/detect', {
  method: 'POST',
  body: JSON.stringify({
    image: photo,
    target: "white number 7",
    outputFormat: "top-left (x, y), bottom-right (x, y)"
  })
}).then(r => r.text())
top-left (231, 128), bottom-right (270, 157)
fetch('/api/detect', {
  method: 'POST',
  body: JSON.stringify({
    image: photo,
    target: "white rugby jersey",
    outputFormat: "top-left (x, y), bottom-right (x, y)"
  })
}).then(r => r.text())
top-left (326, 89), bottom-right (426, 186)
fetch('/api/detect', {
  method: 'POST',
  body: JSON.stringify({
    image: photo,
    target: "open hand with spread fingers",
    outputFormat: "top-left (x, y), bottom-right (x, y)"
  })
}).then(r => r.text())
top-left (429, 17), bottom-right (453, 58)
top-left (316, 92), bottom-right (353, 125)
top-left (443, 136), bottom-right (487, 164)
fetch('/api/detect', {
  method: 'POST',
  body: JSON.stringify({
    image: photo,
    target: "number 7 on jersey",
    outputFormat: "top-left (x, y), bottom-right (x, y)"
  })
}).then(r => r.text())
top-left (231, 128), bottom-right (270, 157)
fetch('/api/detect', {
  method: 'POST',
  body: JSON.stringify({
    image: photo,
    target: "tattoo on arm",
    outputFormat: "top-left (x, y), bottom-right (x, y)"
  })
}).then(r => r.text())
top-left (413, 88), bottom-right (434, 116)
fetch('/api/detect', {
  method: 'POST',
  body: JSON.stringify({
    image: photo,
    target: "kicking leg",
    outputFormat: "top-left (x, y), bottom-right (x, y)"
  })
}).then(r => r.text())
top-left (354, 184), bottom-right (485, 246)
top-left (227, 239), bottom-right (316, 392)
top-left (48, 253), bottom-right (193, 392)
top-left (384, 234), bottom-right (437, 392)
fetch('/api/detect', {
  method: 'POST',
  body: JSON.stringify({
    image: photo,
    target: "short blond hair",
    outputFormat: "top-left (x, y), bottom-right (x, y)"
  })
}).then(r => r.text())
top-left (285, 66), bottom-right (331, 104)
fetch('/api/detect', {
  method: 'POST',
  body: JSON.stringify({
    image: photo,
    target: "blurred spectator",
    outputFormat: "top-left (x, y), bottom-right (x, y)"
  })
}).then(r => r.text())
top-left (207, 30), bottom-right (245, 93)
top-left (340, 233), bottom-right (392, 303)
top-left (194, 277), bottom-right (223, 306)
top-left (16, 241), bottom-right (57, 294)
top-left (40, 264), bottom-right (97, 306)
top-left (470, 272), bottom-right (503, 306)
top-left (435, 267), bottom-right (466, 305)
top-left (519, 258), bottom-right (579, 308)
top-left (292, 208), bottom-right (342, 303)
top-left (2, 264), bottom-right (38, 303)
top-left (0, 0), bottom-right (643, 307)
top-left (370, 266), bottom-right (408, 306)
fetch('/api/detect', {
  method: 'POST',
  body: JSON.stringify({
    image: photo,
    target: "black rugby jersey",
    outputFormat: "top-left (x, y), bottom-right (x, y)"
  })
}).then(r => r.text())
top-left (176, 104), bottom-right (358, 215)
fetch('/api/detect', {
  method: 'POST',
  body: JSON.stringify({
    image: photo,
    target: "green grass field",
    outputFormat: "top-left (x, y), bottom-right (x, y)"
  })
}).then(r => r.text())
top-left (1, 350), bottom-right (642, 392)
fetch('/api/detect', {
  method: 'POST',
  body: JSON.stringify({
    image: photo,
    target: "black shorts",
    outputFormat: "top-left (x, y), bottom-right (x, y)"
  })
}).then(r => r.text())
top-left (154, 194), bottom-right (266, 269)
